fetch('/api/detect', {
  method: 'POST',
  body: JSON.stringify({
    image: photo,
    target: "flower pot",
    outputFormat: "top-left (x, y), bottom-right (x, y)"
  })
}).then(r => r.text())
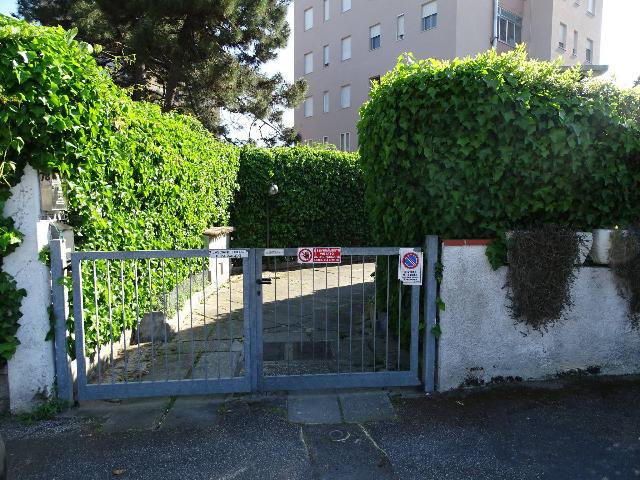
top-left (590, 229), bottom-right (613, 265)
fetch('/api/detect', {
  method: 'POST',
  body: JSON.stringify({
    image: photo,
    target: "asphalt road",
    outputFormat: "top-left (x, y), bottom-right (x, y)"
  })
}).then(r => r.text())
top-left (4, 376), bottom-right (640, 479)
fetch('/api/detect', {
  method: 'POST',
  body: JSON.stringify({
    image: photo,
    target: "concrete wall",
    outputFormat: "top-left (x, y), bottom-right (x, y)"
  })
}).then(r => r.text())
top-left (438, 241), bottom-right (640, 391)
top-left (2, 166), bottom-right (56, 412)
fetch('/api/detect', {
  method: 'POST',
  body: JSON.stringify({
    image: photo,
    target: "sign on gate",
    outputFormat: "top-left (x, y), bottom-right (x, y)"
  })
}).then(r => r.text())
top-left (209, 249), bottom-right (249, 258)
top-left (297, 247), bottom-right (342, 264)
top-left (399, 248), bottom-right (423, 285)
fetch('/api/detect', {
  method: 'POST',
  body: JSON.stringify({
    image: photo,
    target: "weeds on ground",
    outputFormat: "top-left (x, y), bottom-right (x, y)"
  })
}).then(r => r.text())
top-left (16, 397), bottom-right (68, 423)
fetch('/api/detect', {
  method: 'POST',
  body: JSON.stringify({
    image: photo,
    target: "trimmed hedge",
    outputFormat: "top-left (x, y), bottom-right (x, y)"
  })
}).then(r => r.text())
top-left (358, 47), bottom-right (640, 247)
top-left (1, 17), bottom-right (239, 356)
top-left (231, 146), bottom-right (369, 248)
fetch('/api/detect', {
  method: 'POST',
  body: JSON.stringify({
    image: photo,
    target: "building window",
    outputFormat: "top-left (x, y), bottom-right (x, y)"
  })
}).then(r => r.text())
top-left (304, 97), bottom-right (313, 118)
top-left (422, 2), bottom-right (437, 31)
top-left (573, 30), bottom-right (578, 56)
top-left (340, 85), bottom-right (351, 109)
top-left (370, 24), bottom-right (381, 50)
top-left (323, 45), bottom-right (330, 67)
top-left (559, 23), bottom-right (567, 50)
top-left (587, 0), bottom-right (596, 15)
top-left (323, 91), bottom-right (330, 113)
top-left (586, 38), bottom-right (593, 63)
top-left (340, 132), bottom-right (351, 151)
top-left (369, 75), bottom-right (381, 89)
top-left (397, 14), bottom-right (406, 40)
top-left (497, 8), bottom-right (522, 47)
top-left (342, 0), bottom-right (351, 13)
top-left (304, 52), bottom-right (314, 75)
top-left (304, 7), bottom-right (313, 31)
top-left (341, 36), bottom-right (352, 61)
top-left (324, 0), bottom-right (330, 21)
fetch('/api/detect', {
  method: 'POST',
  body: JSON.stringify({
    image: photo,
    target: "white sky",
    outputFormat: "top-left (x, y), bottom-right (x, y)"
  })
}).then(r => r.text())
top-left (1, 0), bottom-right (637, 139)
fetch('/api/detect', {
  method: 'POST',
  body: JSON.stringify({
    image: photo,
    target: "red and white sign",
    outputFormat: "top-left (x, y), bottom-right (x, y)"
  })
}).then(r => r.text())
top-left (297, 247), bottom-right (342, 264)
top-left (399, 248), bottom-right (423, 285)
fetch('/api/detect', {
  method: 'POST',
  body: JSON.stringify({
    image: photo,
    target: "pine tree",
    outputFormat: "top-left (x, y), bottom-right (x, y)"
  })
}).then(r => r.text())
top-left (18, 0), bottom-right (306, 144)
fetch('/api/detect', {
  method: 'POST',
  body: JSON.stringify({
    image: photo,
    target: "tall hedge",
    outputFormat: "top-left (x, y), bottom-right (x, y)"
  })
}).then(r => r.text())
top-left (231, 146), bottom-right (369, 248)
top-left (0, 17), bottom-right (239, 357)
top-left (358, 47), bottom-right (640, 246)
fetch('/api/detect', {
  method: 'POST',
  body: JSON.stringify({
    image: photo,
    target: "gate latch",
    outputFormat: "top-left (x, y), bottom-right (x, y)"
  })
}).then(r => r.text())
top-left (257, 278), bottom-right (272, 285)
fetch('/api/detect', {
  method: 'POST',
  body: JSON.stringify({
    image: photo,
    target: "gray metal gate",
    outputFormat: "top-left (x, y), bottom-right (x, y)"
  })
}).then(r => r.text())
top-left (59, 241), bottom-right (437, 401)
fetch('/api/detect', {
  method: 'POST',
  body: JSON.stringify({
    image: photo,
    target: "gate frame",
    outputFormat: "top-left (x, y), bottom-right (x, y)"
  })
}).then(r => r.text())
top-left (254, 247), bottom-right (423, 392)
top-left (70, 249), bottom-right (254, 401)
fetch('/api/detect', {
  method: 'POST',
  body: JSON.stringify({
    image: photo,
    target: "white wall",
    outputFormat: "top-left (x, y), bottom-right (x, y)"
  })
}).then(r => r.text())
top-left (2, 166), bottom-right (56, 412)
top-left (438, 242), bottom-right (640, 391)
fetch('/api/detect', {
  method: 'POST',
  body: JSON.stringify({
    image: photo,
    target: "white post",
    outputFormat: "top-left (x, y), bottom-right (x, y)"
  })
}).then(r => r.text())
top-left (2, 166), bottom-right (56, 412)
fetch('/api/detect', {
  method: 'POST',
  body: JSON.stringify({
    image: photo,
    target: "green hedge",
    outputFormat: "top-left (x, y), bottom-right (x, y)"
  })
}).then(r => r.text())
top-left (358, 47), bottom-right (640, 247)
top-left (0, 16), bottom-right (239, 357)
top-left (231, 146), bottom-right (369, 248)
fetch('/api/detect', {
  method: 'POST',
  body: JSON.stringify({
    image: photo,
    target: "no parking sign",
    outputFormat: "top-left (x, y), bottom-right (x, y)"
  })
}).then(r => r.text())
top-left (399, 248), bottom-right (423, 285)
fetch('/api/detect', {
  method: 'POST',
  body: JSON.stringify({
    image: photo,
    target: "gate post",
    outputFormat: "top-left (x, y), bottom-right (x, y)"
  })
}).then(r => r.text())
top-left (50, 239), bottom-right (73, 403)
top-left (423, 235), bottom-right (439, 392)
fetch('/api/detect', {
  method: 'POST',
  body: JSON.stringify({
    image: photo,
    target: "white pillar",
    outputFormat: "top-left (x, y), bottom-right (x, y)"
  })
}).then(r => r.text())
top-left (2, 166), bottom-right (56, 413)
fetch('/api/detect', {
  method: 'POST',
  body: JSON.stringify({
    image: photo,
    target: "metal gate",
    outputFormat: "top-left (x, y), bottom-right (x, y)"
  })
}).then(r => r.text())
top-left (58, 242), bottom-right (436, 401)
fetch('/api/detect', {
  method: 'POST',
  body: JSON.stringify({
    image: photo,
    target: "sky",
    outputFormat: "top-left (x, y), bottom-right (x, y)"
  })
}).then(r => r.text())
top-left (1, 1), bottom-right (637, 137)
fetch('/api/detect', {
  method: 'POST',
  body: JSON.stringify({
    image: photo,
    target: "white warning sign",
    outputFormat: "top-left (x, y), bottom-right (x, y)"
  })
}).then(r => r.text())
top-left (399, 249), bottom-right (423, 285)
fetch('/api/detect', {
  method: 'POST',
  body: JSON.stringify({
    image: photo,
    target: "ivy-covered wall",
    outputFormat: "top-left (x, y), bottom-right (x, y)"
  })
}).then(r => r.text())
top-left (0, 16), bottom-right (239, 358)
top-left (230, 146), bottom-right (370, 248)
top-left (358, 47), bottom-right (640, 247)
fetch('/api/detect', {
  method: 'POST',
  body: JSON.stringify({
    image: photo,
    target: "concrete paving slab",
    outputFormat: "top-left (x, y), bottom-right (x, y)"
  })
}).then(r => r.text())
top-left (339, 391), bottom-right (395, 423)
top-left (288, 394), bottom-right (342, 424)
top-left (86, 398), bottom-right (169, 433)
top-left (159, 396), bottom-right (224, 431)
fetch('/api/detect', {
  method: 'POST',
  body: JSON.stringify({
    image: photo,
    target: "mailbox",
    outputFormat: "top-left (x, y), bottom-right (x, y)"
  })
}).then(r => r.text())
top-left (39, 173), bottom-right (67, 214)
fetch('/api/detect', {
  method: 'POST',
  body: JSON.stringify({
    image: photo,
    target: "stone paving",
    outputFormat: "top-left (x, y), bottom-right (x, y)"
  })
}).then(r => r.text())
top-left (93, 259), bottom-right (411, 386)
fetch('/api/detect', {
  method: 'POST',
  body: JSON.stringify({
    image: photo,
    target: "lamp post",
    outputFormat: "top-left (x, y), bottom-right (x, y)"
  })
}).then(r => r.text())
top-left (266, 183), bottom-right (279, 248)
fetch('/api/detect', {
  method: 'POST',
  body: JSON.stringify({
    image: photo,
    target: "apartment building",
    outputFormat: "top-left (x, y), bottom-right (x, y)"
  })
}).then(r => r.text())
top-left (294, 0), bottom-right (603, 150)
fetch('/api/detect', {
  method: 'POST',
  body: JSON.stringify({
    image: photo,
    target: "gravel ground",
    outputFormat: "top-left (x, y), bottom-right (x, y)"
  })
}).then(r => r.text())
top-left (3, 376), bottom-right (640, 479)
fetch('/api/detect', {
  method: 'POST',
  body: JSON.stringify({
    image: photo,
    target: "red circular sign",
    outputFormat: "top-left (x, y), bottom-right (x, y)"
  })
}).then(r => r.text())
top-left (402, 252), bottom-right (420, 270)
top-left (298, 248), bottom-right (313, 263)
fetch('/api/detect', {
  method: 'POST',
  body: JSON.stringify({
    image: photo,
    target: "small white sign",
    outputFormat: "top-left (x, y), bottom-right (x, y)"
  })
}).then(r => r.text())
top-left (209, 249), bottom-right (248, 259)
top-left (399, 248), bottom-right (423, 285)
top-left (264, 249), bottom-right (285, 257)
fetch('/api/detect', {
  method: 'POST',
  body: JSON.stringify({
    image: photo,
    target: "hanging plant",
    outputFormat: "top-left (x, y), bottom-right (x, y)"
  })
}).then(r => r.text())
top-left (506, 225), bottom-right (582, 331)
top-left (609, 225), bottom-right (640, 329)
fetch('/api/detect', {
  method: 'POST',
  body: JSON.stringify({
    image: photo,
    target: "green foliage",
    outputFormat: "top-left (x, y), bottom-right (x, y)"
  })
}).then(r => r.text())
top-left (16, 396), bottom-right (68, 423)
top-left (486, 234), bottom-right (510, 271)
top-left (18, 0), bottom-right (306, 144)
top-left (231, 146), bottom-right (369, 248)
top-left (0, 16), bottom-right (240, 358)
top-left (358, 47), bottom-right (640, 248)
top-left (0, 272), bottom-right (25, 364)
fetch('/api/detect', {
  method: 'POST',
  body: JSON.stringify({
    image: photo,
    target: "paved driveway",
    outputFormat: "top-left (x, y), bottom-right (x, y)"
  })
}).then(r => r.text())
top-left (4, 376), bottom-right (640, 479)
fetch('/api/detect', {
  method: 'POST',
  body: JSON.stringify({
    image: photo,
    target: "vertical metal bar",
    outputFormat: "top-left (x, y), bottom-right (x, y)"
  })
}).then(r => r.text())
top-left (228, 258), bottom-right (233, 377)
top-left (92, 261), bottom-right (101, 384)
top-left (162, 259), bottom-right (169, 381)
top-left (385, 256), bottom-right (390, 371)
top-left (148, 259), bottom-right (155, 379)
top-left (245, 251), bottom-right (257, 392)
top-left (106, 260), bottom-right (115, 383)
top-left (361, 256), bottom-right (365, 372)
top-left (424, 236), bottom-right (439, 393)
top-left (410, 283), bottom-right (420, 376)
top-left (71, 256), bottom-right (88, 400)
top-left (274, 258), bottom-right (277, 333)
top-left (299, 265), bottom-right (303, 349)
top-left (188, 258), bottom-right (195, 376)
top-left (349, 256), bottom-right (353, 372)
top-left (311, 261), bottom-right (315, 360)
top-left (134, 261), bottom-right (142, 381)
top-left (373, 255), bottom-right (377, 373)
top-left (397, 280), bottom-right (402, 371)
top-left (255, 251), bottom-right (264, 390)
top-left (201, 257), bottom-right (207, 380)
top-left (50, 239), bottom-right (72, 402)
top-left (119, 260), bottom-right (128, 382)
top-left (175, 259), bottom-right (181, 374)
top-left (325, 263), bottom-right (329, 365)
top-left (337, 262), bottom-right (340, 373)
top-left (215, 257), bottom-right (220, 379)
top-left (287, 260), bottom-right (291, 373)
